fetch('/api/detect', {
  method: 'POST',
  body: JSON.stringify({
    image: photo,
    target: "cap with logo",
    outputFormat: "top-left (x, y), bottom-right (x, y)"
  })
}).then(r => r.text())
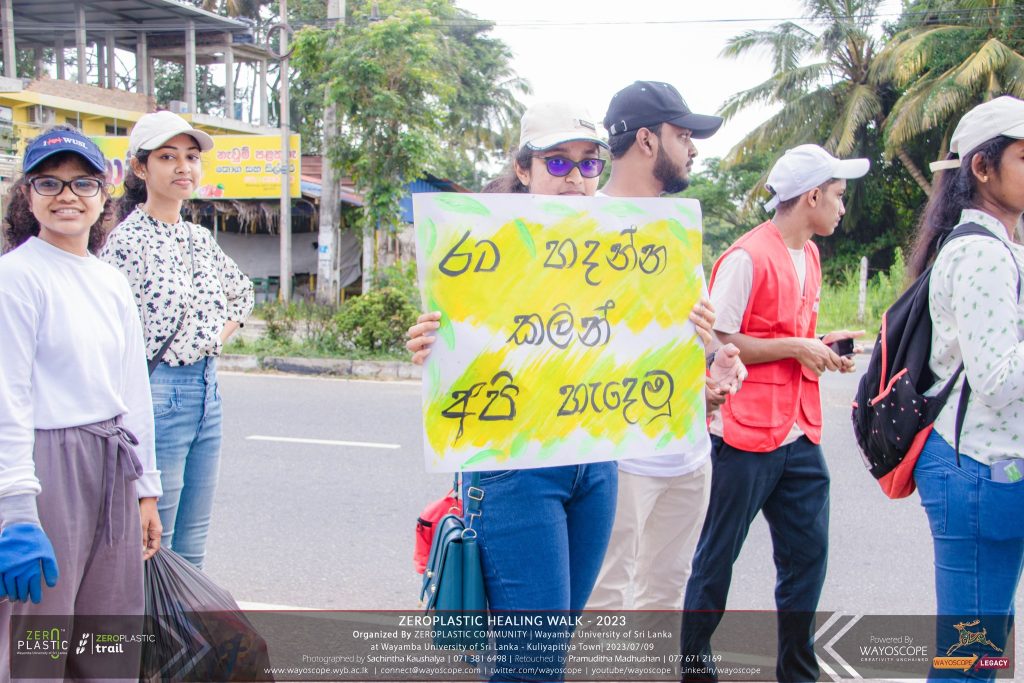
top-left (520, 101), bottom-right (608, 151)
top-left (128, 110), bottom-right (215, 156)
top-left (929, 96), bottom-right (1024, 172)
top-left (603, 80), bottom-right (723, 139)
top-left (763, 144), bottom-right (870, 212)
top-left (23, 128), bottom-right (107, 174)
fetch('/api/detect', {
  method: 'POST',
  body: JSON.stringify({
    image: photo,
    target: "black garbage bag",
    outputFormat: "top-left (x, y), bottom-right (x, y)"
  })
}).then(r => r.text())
top-left (140, 549), bottom-right (274, 682)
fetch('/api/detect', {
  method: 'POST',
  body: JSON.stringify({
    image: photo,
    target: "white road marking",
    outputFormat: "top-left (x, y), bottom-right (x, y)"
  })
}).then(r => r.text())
top-left (219, 370), bottom-right (420, 387)
top-left (237, 600), bottom-right (322, 611)
top-left (246, 435), bottom-right (401, 450)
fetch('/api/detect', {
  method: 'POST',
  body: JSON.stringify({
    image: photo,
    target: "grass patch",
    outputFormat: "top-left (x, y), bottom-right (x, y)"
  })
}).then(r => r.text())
top-left (816, 248), bottom-right (905, 336)
top-left (224, 335), bottom-right (409, 362)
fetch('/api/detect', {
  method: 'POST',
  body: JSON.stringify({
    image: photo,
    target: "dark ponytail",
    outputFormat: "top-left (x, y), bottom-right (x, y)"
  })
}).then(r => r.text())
top-left (908, 135), bottom-right (1017, 280)
top-left (117, 150), bottom-right (150, 222)
top-left (481, 147), bottom-right (533, 193)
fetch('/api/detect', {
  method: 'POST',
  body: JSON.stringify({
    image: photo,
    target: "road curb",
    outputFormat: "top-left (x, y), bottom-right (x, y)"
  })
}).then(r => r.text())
top-left (219, 354), bottom-right (422, 380)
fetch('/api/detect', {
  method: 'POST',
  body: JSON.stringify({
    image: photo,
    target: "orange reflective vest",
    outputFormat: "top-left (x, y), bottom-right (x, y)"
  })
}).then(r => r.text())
top-left (709, 221), bottom-right (823, 452)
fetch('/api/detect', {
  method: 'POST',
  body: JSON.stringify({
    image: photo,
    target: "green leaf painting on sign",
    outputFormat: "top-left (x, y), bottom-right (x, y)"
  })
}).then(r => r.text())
top-left (435, 194), bottom-right (491, 216)
top-left (667, 218), bottom-right (692, 251)
top-left (462, 448), bottom-right (505, 468)
top-left (509, 432), bottom-right (529, 460)
top-left (418, 217), bottom-right (437, 257)
top-left (515, 219), bottom-right (536, 258)
top-left (602, 200), bottom-right (646, 217)
top-left (428, 361), bottom-right (441, 400)
top-left (540, 201), bottom-right (579, 217)
top-left (428, 296), bottom-right (456, 351)
top-left (675, 203), bottom-right (700, 228)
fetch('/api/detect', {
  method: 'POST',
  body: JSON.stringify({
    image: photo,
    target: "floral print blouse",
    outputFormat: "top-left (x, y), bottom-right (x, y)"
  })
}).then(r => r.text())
top-left (100, 207), bottom-right (254, 366)
top-left (928, 209), bottom-right (1024, 465)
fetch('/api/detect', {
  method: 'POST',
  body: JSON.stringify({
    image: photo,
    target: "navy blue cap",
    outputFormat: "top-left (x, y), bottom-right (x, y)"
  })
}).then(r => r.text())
top-left (604, 81), bottom-right (723, 139)
top-left (23, 129), bottom-right (107, 174)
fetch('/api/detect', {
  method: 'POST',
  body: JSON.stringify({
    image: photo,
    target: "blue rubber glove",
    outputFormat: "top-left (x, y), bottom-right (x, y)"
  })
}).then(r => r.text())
top-left (0, 523), bottom-right (59, 604)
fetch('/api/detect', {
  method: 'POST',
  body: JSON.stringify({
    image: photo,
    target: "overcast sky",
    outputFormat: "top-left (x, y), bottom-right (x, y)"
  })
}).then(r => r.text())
top-left (456, 0), bottom-right (904, 167)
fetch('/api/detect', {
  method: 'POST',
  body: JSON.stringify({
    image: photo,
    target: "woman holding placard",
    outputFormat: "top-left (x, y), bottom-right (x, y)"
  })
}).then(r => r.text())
top-left (408, 101), bottom-right (720, 681)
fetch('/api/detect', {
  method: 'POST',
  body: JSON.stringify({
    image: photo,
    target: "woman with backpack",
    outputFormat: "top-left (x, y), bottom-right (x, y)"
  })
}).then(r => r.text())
top-left (101, 111), bottom-right (254, 570)
top-left (0, 126), bottom-right (161, 679)
top-left (909, 96), bottom-right (1024, 677)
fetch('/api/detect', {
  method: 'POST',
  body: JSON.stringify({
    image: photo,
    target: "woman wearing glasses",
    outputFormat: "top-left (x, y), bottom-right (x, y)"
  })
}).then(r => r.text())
top-left (101, 111), bottom-right (253, 570)
top-left (408, 102), bottom-right (716, 680)
top-left (0, 127), bottom-right (160, 678)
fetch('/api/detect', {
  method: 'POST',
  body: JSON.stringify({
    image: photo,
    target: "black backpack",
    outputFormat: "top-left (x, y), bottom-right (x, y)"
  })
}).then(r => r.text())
top-left (852, 223), bottom-right (1019, 498)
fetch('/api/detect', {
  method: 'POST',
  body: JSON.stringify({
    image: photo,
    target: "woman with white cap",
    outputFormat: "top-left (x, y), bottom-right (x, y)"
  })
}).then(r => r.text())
top-left (0, 125), bottom-right (160, 678)
top-left (909, 95), bottom-right (1024, 680)
top-left (101, 111), bottom-right (254, 570)
top-left (406, 101), bottom-right (717, 681)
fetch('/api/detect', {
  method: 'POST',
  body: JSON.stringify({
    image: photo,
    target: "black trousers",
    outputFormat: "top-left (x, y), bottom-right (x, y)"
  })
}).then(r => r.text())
top-left (681, 435), bottom-right (830, 683)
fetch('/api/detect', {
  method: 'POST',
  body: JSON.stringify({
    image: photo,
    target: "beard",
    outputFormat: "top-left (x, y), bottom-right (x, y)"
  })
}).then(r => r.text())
top-left (654, 146), bottom-right (689, 195)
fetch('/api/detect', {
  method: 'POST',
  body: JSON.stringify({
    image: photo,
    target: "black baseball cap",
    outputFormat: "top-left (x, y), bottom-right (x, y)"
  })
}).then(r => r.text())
top-left (23, 129), bottom-right (106, 174)
top-left (603, 81), bottom-right (723, 139)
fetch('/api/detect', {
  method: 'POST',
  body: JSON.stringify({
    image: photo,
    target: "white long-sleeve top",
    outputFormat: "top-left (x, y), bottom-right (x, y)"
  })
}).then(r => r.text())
top-left (928, 209), bottom-right (1024, 465)
top-left (0, 237), bottom-right (161, 500)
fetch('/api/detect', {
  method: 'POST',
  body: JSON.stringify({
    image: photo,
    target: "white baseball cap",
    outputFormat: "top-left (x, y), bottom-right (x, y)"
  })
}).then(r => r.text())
top-left (764, 144), bottom-right (870, 212)
top-left (128, 110), bottom-right (214, 156)
top-left (520, 101), bottom-right (609, 151)
top-left (929, 96), bottom-right (1024, 172)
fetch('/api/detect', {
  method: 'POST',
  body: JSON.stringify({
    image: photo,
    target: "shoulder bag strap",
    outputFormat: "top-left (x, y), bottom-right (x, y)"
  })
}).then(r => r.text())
top-left (147, 227), bottom-right (195, 375)
top-left (462, 472), bottom-right (483, 530)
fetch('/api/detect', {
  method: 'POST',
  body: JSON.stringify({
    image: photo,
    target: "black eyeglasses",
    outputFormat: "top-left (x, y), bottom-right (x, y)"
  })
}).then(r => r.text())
top-left (536, 156), bottom-right (606, 179)
top-left (29, 176), bottom-right (104, 197)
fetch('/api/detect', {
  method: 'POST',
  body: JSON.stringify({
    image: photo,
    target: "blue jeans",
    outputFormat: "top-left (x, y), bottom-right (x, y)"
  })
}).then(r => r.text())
top-left (150, 357), bottom-right (222, 569)
top-left (915, 431), bottom-right (1024, 681)
top-left (462, 462), bottom-right (617, 681)
top-left (682, 435), bottom-right (829, 683)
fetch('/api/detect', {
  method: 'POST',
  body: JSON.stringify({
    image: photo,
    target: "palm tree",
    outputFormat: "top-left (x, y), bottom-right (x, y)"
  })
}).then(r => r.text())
top-left (718, 0), bottom-right (892, 193)
top-left (875, 0), bottom-right (1024, 188)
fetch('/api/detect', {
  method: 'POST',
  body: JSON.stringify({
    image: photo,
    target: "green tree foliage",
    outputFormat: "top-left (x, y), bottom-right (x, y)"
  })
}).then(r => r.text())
top-left (153, 63), bottom-right (226, 114)
top-left (333, 287), bottom-right (419, 353)
top-left (292, 2), bottom-right (451, 238)
top-left (292, 0), bottom-right (526, 236)
top-left (876, 0), bottom-right (1024, 169)
top-left (431, 7), bottom-right (530, 188)
top-left (677, 155), bottom-right (771, 271)
top-left (714, 0), bottom-right (928, 279)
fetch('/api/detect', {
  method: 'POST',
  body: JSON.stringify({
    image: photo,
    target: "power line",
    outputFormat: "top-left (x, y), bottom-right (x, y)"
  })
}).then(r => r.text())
top-left (7, 5), bottom-right (1022, 33)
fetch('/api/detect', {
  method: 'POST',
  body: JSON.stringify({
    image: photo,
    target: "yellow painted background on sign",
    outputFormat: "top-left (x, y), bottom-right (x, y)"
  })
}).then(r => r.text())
top-left (92, 134), bottom-right (301, 199)
top-left (415, 194), bottom-right (706, 472)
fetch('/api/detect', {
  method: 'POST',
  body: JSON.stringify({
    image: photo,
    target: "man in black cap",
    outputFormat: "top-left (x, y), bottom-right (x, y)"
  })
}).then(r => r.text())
top-left (600, 80), bottom-right (723, 197)
top-left (587, 81), bottom-right (732, 614)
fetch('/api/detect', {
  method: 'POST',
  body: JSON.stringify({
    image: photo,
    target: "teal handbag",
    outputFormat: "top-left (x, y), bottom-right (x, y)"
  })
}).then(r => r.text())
top-left (419, 472), bottom-right (488, 649)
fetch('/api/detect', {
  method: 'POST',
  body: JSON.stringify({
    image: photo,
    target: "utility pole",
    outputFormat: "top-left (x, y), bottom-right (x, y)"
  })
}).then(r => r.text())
top-left (316, 0), bottom-right (344, 304)
top-left (278, 0), bottom-right (293, 302)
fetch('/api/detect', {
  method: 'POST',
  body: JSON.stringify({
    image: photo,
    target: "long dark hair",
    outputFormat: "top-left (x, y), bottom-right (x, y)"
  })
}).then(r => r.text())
top-left (3, 144), bottom-right (112, 255)
top-left (117, 149), bottom-right (151, 221)
top-left (908, 135), bottom-right (1017, 279)
top-left (482, 147), bottom-right (533, 193)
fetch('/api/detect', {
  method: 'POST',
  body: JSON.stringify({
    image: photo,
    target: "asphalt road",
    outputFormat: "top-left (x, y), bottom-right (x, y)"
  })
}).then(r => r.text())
top-left (202, 367), bottom-right (1022, 623)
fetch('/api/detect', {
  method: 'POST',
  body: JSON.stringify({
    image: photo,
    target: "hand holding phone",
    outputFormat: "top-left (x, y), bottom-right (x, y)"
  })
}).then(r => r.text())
top-left (829, 338), bottom-right (856, 358)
